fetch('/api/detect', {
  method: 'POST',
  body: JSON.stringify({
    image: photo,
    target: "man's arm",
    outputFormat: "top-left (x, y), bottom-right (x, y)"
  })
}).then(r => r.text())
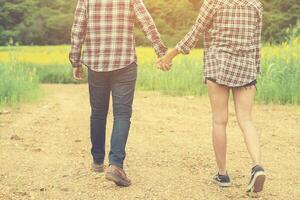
top-left (133, 0), bottom-right (168, 57)
top-left (69, 0), bottom-right (87, 68)
top-left (175, 0), bottom-right (216, 55)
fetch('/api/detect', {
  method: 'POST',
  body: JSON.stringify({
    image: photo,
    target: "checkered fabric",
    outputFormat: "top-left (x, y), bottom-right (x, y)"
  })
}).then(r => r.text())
top-left (176, 0), bottom-right (263, 87)
top-left (70, 0), bottom-right (167, 72)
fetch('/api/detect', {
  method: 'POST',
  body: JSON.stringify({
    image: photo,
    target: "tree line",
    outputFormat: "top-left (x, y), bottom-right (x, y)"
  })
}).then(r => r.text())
top-left (0, 0), bottom-right (299, 46)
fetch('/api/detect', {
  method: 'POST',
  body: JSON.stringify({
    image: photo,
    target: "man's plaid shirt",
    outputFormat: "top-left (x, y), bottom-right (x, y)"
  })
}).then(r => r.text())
top-left (70, 0), bottom-right (167, 72)
top-left (176, 0), bottom-right (263, 87)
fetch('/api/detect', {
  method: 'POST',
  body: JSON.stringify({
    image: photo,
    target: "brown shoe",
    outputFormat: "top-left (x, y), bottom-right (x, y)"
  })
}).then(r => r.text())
top-left (105, 165), bottom-right (131, 187)
top-left (91, 163), bottom-right (104, 173)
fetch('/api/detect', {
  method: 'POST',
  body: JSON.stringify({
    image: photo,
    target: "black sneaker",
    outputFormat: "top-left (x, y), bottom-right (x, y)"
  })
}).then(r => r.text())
top-left (213, 173), bottom-right (231, 187)
top-left (246, 165), bottom-right (266, 193)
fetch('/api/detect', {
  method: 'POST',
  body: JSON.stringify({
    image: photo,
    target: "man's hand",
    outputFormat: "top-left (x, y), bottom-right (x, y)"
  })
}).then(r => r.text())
top-left (156, 53), bottom-right (173, 71)
top-left (156, 49), bottom-right (180, 72)
top-left (73, 66), bottom-right (84, 81)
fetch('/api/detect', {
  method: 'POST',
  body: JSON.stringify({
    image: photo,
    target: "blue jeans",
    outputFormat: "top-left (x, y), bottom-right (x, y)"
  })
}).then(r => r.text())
top-left (88, 62), bottom-right (137, 168)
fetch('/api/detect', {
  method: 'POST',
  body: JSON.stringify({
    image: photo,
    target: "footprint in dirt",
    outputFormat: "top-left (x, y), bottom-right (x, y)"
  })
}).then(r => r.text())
top-left (10, 135), bottom-right (23, 141)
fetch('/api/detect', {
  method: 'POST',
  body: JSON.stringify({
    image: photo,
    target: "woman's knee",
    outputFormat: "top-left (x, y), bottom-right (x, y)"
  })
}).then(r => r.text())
top-left (212, 115), bottom-right (228, 127)
top-left (236, 115), bottom-right (254, 130)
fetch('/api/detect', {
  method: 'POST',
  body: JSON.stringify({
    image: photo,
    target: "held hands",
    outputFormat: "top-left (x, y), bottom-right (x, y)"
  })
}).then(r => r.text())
top-left (156, 49), bottom-right (179, 72)
top-left (157, 53), bottom-right (173, 71)
top-left (72, 50), bottom-right (179, 79)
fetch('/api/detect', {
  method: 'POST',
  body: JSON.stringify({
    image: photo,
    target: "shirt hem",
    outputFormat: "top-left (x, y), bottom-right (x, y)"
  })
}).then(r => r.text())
top-left (82, 59), bottom-right (137, 72)
top-left (203, 76), bottom-right (258, 88)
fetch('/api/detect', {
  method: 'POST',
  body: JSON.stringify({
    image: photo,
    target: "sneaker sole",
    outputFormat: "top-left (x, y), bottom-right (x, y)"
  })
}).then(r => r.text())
top-left (213, 180), bottom-right (231, 187)
top-left (246, 171), bottom-right (266, 193)
top-left (105, 172), bottom-right (131, 187)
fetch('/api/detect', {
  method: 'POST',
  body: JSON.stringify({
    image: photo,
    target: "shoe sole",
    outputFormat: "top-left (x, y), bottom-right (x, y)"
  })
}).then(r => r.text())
top-left (246, 171), bottom-right (266, 193)
top-left (213, 180), bottom-right (231, 187)
top-left (105, 172), bottom-right (131, 187)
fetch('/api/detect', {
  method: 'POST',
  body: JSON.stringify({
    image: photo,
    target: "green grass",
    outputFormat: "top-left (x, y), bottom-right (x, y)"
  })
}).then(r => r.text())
top-left (0, 62), bottom-right (40, 107)
top-left (138, 39), bottom-right (300, 105)
top-left (0, 38), bottom-right (299, 106)
top-left (256, 38), bottom-right (300, 104)
top-left (35, 64), bottom-right (80, 84)
top-left (137, 55), bottom-right (207, 96)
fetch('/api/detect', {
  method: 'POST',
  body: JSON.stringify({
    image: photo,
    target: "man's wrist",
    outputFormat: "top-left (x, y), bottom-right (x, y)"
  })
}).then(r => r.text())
top-left (158, 50), bottom-right (167, 58)
top-left (72, 64), bottom-right (82, 68)
top-left (153, 40), bottom-right (168, 56)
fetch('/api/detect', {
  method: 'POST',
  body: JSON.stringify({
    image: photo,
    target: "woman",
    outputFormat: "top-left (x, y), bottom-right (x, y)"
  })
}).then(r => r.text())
top-left (158, 0), bottom-right (266, 193)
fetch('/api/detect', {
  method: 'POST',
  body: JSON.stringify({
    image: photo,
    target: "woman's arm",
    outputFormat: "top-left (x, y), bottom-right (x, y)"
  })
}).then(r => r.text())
top-left (176, 0), bottom-right (216, 55)
top-left (157, 0), bottom-right (217, 70)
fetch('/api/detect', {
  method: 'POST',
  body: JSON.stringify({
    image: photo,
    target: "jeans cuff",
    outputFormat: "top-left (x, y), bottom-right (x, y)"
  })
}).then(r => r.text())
top-left (109, 161), bottom-right (123, 169)
top-left (93, 159), bottom-right (104, 165)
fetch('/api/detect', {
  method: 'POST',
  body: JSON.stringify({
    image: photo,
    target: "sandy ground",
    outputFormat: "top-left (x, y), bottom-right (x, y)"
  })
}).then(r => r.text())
top-left (0, 84), bottom-right (300, 200)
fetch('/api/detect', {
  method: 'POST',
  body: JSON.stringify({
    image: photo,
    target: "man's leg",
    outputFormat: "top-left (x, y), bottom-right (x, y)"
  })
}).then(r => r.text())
top-left (109, 63), bottom-right (137, 168)
top-left (88, 69), bottom-right (110, 166)
top-left (105, 63), bottom-right (137, 187)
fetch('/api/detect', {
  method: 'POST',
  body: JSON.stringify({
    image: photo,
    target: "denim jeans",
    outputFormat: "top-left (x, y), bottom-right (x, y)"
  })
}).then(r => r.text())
top-left (88, 62), bottom-right (137, 168)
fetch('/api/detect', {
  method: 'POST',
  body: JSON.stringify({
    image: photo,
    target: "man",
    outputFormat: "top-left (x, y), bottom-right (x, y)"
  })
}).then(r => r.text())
top-left (69, 0), bottom-right (167, 187)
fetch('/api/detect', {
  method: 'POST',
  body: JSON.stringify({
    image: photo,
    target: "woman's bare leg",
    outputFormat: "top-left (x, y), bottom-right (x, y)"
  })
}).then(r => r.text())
top-left (232, 86), bottom-right (261, 166)
top-left (207, 80), bottom-right (230, 175)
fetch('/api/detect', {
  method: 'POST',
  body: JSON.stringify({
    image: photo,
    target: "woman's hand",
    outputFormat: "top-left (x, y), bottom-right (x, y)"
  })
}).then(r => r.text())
top-left (157, 54), bottom-right (173, 71)
top-left (156, 49), bottom-right (180, 71)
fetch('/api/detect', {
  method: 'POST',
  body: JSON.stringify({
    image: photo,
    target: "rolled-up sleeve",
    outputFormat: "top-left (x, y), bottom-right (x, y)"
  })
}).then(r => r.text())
top-left (69, 0), bottom-right (87, 68)
top-left (176, 0), bottom-right (216, 55)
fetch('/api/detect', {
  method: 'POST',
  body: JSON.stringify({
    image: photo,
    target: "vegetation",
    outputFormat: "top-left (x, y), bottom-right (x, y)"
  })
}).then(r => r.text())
top-left (257, 38), bottom-right (300, 104)
top-left (0, 61), bottom-right (40, 107)
top-left (1, 36), bottom-right (299, 105)
top-left (0, 0), bottom-right (299, 46)
top-left (0, 0), bottom-right (299, 106)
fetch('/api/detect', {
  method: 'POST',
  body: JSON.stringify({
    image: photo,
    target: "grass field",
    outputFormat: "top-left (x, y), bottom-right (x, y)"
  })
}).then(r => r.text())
top-left (0, 38), bottom-right (300, 106)
top-left (0, 61), bottom-right (40, 107)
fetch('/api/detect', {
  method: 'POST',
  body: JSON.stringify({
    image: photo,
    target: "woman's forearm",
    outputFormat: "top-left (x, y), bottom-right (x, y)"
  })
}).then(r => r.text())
top-left (168, 48), bottom-right (180, 60)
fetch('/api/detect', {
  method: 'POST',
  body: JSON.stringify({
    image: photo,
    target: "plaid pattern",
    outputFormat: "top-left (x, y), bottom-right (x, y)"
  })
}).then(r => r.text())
top-left (70, 0), bottom-right (167, 72)
top-left (176, 0), bottom-right (263, 87)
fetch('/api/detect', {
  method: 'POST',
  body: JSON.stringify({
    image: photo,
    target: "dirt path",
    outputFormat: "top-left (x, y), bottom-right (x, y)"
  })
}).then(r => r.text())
top-left (0, 84), bottom-right (300, 200)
